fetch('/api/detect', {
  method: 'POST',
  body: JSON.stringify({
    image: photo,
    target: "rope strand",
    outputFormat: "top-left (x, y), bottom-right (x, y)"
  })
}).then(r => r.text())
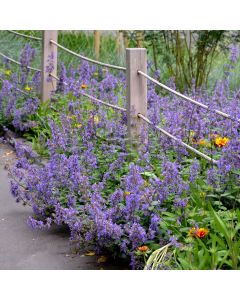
top-left (50, 40), bottom-right (126, 71)
top-left (0, 52), bottom-right (41, 72)
top-left (138, 113), bottom-right (218, 164)
top-left (0, 76), bottom-right (38, 97)
top-left (7, 30), bottom-right (41, 41)
top-left (49, 73), bottom-right (126, 112)
top-left (138, 70), bottom-right (240, 123)
top-left (81, 92), bottom-right (127, 112)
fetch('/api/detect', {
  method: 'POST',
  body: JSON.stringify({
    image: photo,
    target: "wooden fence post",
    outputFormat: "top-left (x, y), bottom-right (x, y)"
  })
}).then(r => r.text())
top-left (126, 48), bottom-right (147, 147)
top-left (41, 30), bottom-right (58, 102)
top-left (94, 30), bottom-right (101, 60)
top-left (116, 30), bottom-right (125, 64)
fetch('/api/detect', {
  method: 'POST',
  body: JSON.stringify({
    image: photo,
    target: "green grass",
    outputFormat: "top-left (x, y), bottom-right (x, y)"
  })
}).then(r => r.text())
top-left (0, 30), bottom-right (125, 70)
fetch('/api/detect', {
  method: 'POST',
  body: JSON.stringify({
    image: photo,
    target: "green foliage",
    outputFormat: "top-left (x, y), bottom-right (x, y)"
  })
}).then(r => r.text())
top-left (174, 206), bottom-right (240, 270)
top-left (142, 172), bottom-right (240, 270)
top-left (143, 30), bottom-right (225, 90)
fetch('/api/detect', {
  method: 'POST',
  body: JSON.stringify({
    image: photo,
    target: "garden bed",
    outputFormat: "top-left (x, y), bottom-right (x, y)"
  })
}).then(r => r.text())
top-left (0, 41), bottom-right (240, 270)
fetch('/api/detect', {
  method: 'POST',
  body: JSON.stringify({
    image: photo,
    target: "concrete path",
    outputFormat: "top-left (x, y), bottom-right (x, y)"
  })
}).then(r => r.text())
top-left (0, 142), bottom-right (125, 270)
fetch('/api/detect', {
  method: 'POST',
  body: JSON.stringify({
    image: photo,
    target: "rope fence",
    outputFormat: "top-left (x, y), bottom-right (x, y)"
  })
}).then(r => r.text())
top-left (138, 113), bottom-right (218, 164)
top-left (0, 76), bottom-right (37, 97)
top-left (7, 30), bottom-right (42, 41)
top-left (49, 72), bottom-right (217, 165)
top-left (138, 70), bottom-right (240, 123)
top-left (0, 30), bottom-right (232, 165)
top-left (50, 40), bottom-right (126, 71)
top-left (0, 51), bottom-right (41, 72)
top-left (80, 92), bottom-right (127, 112)
top-left (49, 73), bottom-right (126, 112)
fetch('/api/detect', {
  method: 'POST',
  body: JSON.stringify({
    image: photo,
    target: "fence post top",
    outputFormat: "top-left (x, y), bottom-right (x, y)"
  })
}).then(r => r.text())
top-left (126, 48), bottom-right (146, 51)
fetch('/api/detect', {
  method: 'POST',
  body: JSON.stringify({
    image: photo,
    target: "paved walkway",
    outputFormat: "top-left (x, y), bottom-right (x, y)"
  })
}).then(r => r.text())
top-left (0, 142), bottom-right (124, 270)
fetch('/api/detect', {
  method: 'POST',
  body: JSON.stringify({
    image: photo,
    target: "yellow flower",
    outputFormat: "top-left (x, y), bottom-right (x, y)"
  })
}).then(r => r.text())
top-left (188, 227), bottom-right (197, 237)
top-left (198, 139), bottom-right (206, 146)
top-left (192, 137), bottom-right (209, 147)
top-left (124, 191), bottom-right (131, 196)
top-left (5, 70), bottom-right (11, 76)
top-left (144, 180), bottom-right (149, 187)
top-left (24, 85), bottom-right (31, 91)
top-left (94, 116), bottom-right (100, 124)
top-left (190, 130), bottom-right (195, 137)
top-left (81, 84), bottom-right (87, 89)
top-left (215, 136), bottom-right (229, 148)
top-left (67, 115), bottom-right (76, 120)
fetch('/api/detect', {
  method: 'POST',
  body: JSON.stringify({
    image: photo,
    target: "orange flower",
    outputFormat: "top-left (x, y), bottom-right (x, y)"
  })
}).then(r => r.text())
top-left (81, 84), bottom-right (87, 89)
top-left (198, 139), bottom-right (207, 146)
top-left (188, 227), bottom-right (209, 238)
top-left (215, 136), bottom-right (229, 148)
top-left (196, 228), bottom-right (209, 238)
top-left (192, 137), bottom-right (206, 146)
top-left (137, 245), bottom-right (149, 252)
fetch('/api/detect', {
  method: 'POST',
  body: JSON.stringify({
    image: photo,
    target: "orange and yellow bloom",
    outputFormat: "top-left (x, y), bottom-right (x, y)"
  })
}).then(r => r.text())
top-left (137, 245), bottom-right (149, 252)
top-left (81, 84), bottom-right (87, 89)
top-left (192, 137), bottom-right (207, 146)
top-left (188, 227), bottom-right (209, 238)
top-left (214, 136), bottom-right (229, 148)
top-left (196, 228), bottom-right (209, 238)
top-left (197, 139), bottom-right (207, 146)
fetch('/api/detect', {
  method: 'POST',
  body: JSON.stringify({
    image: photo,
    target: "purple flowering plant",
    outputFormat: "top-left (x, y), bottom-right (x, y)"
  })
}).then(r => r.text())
top-left (0, 44), bottom-right (40, 132)
top-left (1, 42), bottom-right (240, 269)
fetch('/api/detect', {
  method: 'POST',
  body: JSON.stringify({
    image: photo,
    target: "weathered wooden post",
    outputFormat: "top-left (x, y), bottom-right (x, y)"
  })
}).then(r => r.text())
top-left (116, 30), bottom-right (125, 64)
top-left (126, 48), bottom-right (147, 147)
top-left (94, 30), bottom-right (101, 60)
top-left (41, 30), bottom-right (58, 102)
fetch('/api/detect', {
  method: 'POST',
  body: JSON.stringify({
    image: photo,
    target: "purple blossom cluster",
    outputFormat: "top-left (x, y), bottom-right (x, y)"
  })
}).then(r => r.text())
top-left (0, 78), bottom-right (39, 130)
top-left (19, 44), bottom-right (36, 86)
top-left (0, 44), bottom-right (41, 131)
